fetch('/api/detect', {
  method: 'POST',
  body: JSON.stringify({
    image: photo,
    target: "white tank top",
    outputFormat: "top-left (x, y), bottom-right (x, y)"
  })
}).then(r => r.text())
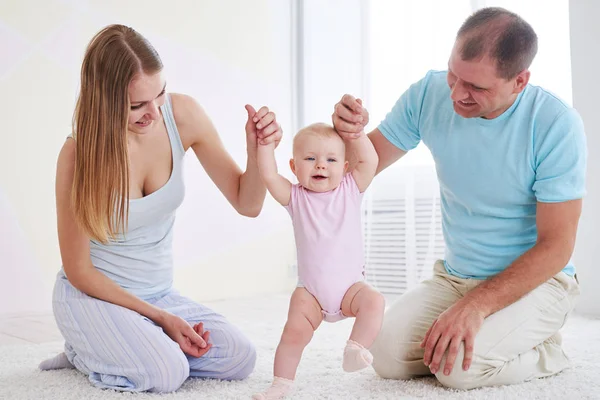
top-left (61, 94), bottom-right (186, 299)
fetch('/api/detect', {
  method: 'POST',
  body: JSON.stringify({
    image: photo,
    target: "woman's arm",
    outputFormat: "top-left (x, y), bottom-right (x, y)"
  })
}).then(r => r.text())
top-left (172, 94), bottom-right (282, 217)
top-left (56, 140), bottom-right (209, 357)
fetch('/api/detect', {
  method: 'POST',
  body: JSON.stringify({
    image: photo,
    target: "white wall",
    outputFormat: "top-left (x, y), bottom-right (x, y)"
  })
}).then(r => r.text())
top-left (0, 0), bottom-right (297, 314)
top-left (478, 0), bottom-right (572, 103)
top-left (299, 0), bottom-right (365, 127)
top-left (569, 0), bottom-right (600, 317)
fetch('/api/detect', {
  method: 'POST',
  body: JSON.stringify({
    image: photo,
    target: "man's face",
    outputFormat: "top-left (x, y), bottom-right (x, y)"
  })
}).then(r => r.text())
top-left (447, 41), bottom-right (529, 119)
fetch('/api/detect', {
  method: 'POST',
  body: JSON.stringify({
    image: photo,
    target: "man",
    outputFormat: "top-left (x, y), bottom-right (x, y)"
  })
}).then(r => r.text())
top-left (333, 7), bottom-right (586, 390)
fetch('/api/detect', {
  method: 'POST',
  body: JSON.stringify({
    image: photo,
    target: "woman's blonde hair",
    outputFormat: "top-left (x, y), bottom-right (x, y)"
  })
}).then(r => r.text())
top-left (72, 25), bottom-right (162, 243)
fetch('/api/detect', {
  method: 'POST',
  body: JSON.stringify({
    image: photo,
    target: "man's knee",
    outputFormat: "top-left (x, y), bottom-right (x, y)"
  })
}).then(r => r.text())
top-left (433, 350), bottom-right (484, 390)
top-left (435, 367), bottom-right (481, 390)
top-left (372, 357), bottom-right (421, 380)
top-left (371, 340), bottom-right (429, 380)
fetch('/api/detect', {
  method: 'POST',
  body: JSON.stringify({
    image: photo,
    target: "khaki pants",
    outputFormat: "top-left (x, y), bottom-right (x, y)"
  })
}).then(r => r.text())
top-left (370, 260), bottom-right (580, 390)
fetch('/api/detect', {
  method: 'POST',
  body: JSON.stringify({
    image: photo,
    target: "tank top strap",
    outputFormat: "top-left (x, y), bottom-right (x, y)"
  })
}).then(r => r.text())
top-left (161, 94), bottom-right (186, 161)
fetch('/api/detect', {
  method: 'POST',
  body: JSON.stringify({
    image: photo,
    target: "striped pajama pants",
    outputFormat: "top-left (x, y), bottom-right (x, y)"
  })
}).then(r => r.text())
top-left (51, 274), bottom-right (256, 392)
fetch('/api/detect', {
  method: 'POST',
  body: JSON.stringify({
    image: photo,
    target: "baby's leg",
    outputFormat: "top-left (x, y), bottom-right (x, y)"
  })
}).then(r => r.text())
top-left (340, 282), bottom-right (386, 372)
top-left (253, 288), bottom-right (323, 400)
top-left (342, 282), bottom-right (386, 346)
top-left (275, 287), bottom-right (323, 378)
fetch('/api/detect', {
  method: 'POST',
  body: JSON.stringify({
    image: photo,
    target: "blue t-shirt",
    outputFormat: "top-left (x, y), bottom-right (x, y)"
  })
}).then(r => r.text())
top-left (379, 70), bottom-right (587, 279)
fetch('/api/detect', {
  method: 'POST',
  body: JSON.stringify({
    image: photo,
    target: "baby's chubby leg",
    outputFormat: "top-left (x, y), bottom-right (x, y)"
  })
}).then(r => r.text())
top-left (340, 282), bottom-right (386, 372)
top-left (275, 287), bottom-right (323, 379)
top-left (253, 288), bottom-right (323, 400)
top-left (341, 282), bottom-right (386, 347)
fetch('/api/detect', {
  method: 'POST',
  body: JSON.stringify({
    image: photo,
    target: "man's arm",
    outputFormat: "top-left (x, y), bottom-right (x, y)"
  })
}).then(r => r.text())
top-left (368, 128), bottom-right (407, 175)
top-left (463, 199), bottom-right (581, 315)
top-left (422, 199), bottom-right (582, 376)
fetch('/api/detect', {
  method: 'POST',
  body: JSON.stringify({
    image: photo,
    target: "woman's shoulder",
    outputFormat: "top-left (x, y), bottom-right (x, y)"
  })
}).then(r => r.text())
top-left (169, 93), bottom-right (208, 126)
top-left (169, 93), bottom-right (212, 148)
top-left (58, 137), bottom-right (76, 169)
top-left (56, 137), bottom-right (77, 192)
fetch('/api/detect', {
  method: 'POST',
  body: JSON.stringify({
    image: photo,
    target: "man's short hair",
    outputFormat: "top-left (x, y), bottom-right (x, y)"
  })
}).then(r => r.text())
top-left (457, 7), bottom-right (538, 79)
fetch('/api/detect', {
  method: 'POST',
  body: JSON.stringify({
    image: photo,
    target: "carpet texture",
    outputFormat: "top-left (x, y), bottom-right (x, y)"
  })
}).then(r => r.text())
top-left (1, 295), bottom-right (599, 400)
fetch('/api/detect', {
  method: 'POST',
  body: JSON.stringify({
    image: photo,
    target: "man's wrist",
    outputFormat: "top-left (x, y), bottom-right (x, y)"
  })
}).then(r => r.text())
top-left (462, 292), bottom-right (493, 318)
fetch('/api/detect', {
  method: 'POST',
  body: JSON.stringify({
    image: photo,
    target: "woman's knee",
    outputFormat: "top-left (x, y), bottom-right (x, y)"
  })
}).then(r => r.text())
top-left (143, 348), bottom-right (190, 393)
top-left (222, 334), bottom-right (257, 380)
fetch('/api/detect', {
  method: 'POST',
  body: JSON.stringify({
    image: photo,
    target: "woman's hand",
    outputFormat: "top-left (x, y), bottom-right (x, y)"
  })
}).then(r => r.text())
top-left (157, 312), bottom-right (212, 358)
top-left (245, 105), bottom-right (282, 155)
top-left (192, 321), bottom-right (212, 356)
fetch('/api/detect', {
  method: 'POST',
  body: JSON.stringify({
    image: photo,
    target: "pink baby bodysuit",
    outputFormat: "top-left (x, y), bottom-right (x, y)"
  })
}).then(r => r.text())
top-left (285, 173), bottom-right (365, 322)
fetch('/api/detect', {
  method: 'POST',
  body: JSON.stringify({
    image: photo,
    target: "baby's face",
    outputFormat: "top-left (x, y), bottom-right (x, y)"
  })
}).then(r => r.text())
top-left (291, 133), bottom-right (348, 192)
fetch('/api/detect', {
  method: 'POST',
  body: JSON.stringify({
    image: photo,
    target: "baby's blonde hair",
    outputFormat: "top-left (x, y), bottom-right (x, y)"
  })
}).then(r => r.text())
top-left (292, 123), bottom-right (344, 155)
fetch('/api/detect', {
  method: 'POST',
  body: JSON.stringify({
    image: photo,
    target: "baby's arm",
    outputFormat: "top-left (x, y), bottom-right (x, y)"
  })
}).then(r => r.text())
top-left (257, 141), bottom-right (292, 206)
top-left (347, 132), bottom-right (378, 192)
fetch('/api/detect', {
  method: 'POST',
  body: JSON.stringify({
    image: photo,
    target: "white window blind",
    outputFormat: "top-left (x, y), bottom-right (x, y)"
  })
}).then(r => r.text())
top-left (363, 165), bottom-right (445, 297)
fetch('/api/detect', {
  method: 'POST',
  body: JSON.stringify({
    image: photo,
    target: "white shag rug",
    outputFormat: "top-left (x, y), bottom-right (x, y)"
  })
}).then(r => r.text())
top-left (1, 294), bottom-right (599, 400)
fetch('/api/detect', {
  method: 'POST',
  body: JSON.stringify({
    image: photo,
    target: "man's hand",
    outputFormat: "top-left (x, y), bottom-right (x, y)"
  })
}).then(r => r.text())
top-left (332, 94), bottom-right (369, 139)
top-left (421, 299), bottom-right (486, 375)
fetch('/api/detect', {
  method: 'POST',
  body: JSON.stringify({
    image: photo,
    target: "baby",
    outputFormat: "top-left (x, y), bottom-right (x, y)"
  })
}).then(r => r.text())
top-left (253, 122), bottom-right (385, 399)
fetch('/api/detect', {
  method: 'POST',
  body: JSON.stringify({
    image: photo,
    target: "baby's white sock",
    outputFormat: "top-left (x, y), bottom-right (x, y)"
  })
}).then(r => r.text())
top-left (252, 376), bottom-right (294, 400)
top-left (39, 352), bottom-right (74, 370)
top-left (342, 339), bottom-right (373, 372)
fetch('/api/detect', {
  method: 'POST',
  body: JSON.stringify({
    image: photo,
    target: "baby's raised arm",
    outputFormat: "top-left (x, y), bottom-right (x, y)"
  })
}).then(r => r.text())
top-left (346, 132), bottom-right (378, 192)
top-left (256, 141), bottom-right (292, 206)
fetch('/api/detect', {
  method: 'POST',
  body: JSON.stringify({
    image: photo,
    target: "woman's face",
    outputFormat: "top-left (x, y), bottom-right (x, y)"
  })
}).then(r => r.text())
top-left (128, 71), bottom-right (166, 134)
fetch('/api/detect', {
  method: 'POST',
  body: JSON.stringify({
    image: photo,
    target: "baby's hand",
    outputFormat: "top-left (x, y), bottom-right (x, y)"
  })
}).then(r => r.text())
top-left (245, 105), bottom-right (282, 147)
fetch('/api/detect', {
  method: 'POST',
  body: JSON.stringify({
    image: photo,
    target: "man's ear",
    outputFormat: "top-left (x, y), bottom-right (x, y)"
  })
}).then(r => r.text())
top-left (513, 69), bottom-right (530, 94)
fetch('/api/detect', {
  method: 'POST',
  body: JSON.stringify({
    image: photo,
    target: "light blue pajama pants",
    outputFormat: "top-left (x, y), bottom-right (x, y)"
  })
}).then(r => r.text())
top-left (52, 274), bottom-right (256, 392)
